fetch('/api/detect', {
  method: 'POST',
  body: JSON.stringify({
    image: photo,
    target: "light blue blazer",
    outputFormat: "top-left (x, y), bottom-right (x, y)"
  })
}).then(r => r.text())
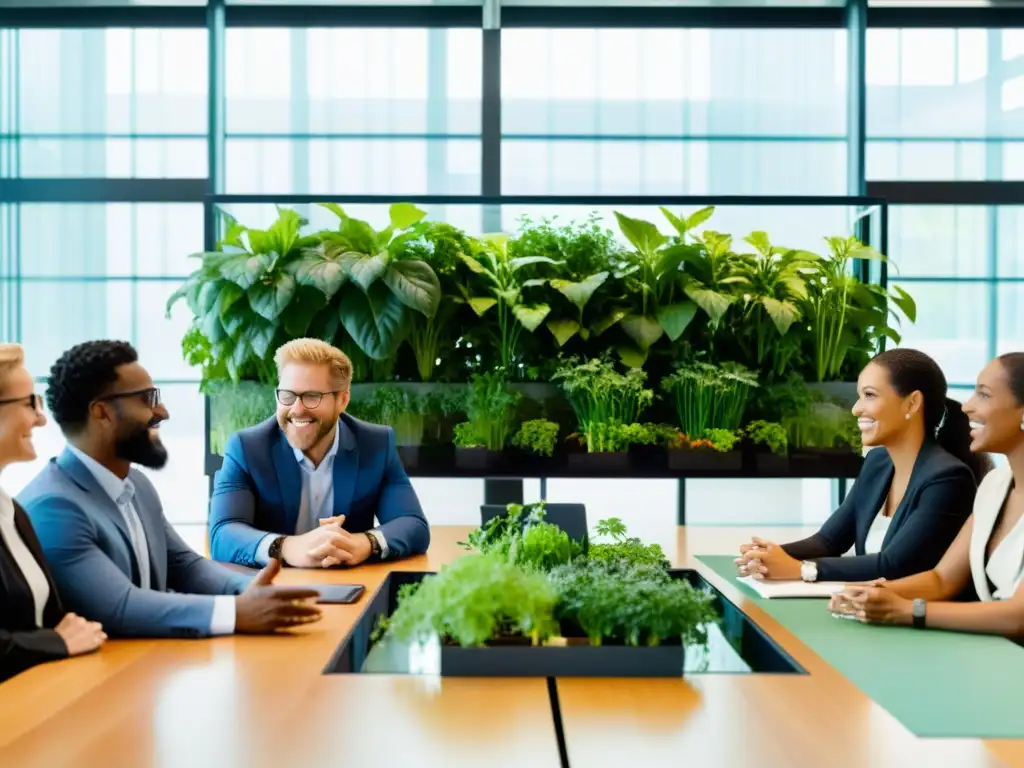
top-left (209, 414), bottom-right (430, 567)
top-left (17, 449), bottom-right (251, 639)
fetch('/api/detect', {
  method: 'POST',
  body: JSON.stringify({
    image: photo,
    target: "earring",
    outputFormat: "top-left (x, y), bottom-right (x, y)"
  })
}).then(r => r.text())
top-left (905, 413), bottom-right (911, 421)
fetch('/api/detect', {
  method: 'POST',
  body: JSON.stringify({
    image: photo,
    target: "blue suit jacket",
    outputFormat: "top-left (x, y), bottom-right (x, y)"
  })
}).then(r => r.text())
top-left (781, 441), bottom-right (978, 582)
top-left (209, 414), bottom-right (430, 567)
top-left (17, 449), bottom-right (251, 639)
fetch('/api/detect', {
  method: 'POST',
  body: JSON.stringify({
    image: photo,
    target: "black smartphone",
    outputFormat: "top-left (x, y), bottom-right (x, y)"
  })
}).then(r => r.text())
top-left (312, 585), bottom-right (365, 604)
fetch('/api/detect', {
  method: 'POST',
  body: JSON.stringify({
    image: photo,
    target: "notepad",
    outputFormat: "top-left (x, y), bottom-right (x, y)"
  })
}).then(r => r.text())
top-left (737, 575), bottom-right (847, 599)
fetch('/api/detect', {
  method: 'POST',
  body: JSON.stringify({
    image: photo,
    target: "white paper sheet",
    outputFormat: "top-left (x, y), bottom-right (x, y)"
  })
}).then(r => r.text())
top-left (737, 576), bottom-right (846, 599)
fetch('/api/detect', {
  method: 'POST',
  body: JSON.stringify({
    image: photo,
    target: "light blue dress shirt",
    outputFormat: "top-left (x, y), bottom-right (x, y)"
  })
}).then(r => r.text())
top-left (67, 445), bottom-right (235, 635)
top-left (256, 424), bottom-right (388, 565)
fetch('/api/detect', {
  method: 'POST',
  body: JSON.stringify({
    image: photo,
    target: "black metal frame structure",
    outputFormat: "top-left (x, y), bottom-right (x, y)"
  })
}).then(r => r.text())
top-left (5, 0), bottom-right (1024, 524)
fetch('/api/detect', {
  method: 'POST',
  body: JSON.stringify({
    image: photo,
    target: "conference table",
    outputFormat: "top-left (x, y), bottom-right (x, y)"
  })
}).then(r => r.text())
top-left (1, 525), bottom-right (1022, 768)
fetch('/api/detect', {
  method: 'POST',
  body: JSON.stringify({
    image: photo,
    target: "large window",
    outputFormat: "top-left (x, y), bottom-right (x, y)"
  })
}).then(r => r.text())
top-left (502, 28), bottom-right (848, 194)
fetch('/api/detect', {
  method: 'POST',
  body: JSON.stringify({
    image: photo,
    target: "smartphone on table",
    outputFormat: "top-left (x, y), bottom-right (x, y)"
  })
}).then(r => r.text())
top-left (310, 585), bottom-right (365, 604)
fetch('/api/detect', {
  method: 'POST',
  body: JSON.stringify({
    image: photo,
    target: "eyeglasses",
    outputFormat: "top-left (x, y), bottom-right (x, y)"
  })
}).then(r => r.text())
top-left (0, 393), bottom-right (42, 411)
top-left (276, 389), bottom-right (340, 409)
top-left (96, 388), bottom-right (162, 409)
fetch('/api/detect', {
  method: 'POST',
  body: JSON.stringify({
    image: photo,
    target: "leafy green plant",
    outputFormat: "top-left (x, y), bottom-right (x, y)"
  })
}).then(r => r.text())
top-left (548, 560), bottom-right (715, 647)
top-left (745, 420), bottom-right (788, 456)
top-left (384, 553), bottom-right (560, 647)
top-left (588, 517), bottom-right (669, 569)
top-left (511, 419), bottom-right (559, 457)
top-left (662, 360), bottom-right (758, 436)
top-left (369, 386), bottom-right (428, 445)
top-left (207, 380), bottom-right (277, 455)
top-left (700, 428), bottom-right (741, 453)
top-left (458, 233), bottom-right (562, 370)
top-left (168, 208), bottom-right (322, 383)
top-left (454, 370), bottom-right (521, 450)
top-left (609, 211), bottom-right (704, 366)
top-left (552, 356), bottom-right (653, 453)
top-left (783, 401), bottom-right (861, 452)
top-left (461, 501), bottom-right (582, 570)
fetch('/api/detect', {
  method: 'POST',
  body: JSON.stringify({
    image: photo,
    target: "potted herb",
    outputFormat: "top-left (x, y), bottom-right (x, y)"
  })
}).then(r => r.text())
top-left (453, 371), bottom-right (521, 470)
top-left (661, 360), bottom-right (758, 437)
top-left (784, 401), bottom-right (863, 477)
top-left (744, 419), bottom-right (789, 474)
top-left (552, 357), bottom-right (654, 471)
top-left (369, 386), bottom-right (429, 470)
top-left (666, 428), bottom-right (742, 472)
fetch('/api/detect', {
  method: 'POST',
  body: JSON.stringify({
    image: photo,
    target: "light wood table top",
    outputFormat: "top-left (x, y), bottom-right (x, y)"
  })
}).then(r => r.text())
top-left (0, 525), bottom-right (1020, 768)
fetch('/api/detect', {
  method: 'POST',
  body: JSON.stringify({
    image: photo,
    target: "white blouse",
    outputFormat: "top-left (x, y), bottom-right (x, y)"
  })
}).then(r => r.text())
top-left (864, 505), bottom-right (894, 555)
top-left (0, 488), bottom-right (50, 627)
top-left (969, 466), bottom-right (1024, 602)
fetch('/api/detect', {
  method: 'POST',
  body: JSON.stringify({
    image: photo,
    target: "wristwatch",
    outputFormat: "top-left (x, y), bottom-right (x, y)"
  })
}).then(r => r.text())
top-left (912, 598), bottom-right (927, 629)
top-left (365, 531), bottom-right (382, 559)
top-left (800, 560), bottom-right (818, 583)
top-left (268, 535), bottom-right (286, 561)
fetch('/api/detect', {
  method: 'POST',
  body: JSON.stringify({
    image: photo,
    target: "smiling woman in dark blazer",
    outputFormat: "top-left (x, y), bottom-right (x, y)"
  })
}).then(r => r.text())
top-left (737, 348), bottom-right (987, 584)
top-left (0, 343), bottom-right (106, 683)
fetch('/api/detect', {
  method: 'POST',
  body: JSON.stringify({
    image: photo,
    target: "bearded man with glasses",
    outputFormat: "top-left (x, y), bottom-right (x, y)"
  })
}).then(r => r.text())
top-left (208, 338), bottom-right (428, 569)
top-left (17, 341), bottom-right (323, 639)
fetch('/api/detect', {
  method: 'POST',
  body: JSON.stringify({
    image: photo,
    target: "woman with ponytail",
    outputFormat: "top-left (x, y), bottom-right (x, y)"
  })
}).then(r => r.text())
top-left (833, 353), bottom-right (1024, 637)
top-left (737, 348), bottom-right (981, 584)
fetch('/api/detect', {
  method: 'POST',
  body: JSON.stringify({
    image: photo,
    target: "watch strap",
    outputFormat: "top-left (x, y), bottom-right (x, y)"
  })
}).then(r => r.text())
top-left (365, 531), bottom-right (382, 559)
top-left (267, 535), bottom-right (286, 561)
top-left (912, 598), bottom-right (927, 629)
top-left (800, 560), bottom-right (818, 583)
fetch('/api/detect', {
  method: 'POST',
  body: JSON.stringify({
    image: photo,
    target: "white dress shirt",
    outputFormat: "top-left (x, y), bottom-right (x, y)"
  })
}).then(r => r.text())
top-left (0, 488), bottom-right (50, 627)
top-left (67, 445), bottom-right (236, 635)
top-left (256, 424), bottom-right (388, 565)
top-left (864, 505), bottom-right (893, 555)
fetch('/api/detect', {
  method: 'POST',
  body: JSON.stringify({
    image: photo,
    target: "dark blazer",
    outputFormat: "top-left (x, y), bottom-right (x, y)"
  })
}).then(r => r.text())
top-left (208, 414), bottom-right (430, 567)
top-left (781, 441), bottom-right (977, 582)
top-left (0, 498), bottom-right (68, 683)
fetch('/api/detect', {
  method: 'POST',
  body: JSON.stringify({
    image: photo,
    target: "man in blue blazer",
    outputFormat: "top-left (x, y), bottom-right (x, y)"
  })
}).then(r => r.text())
top-left (209, 338), bottom-right (429, 569)
top-left (17, 341), bottom-right (323, 638)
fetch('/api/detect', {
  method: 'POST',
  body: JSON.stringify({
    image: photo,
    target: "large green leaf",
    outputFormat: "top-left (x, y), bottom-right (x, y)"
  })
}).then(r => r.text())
top-left (165, 276), bottom-right (202, 318)
top-left (512, 304), bottom-right (551, 332)
top-left (201, 311), bottom-right (227, 344)
top-left (265, 208), bottom-right (303, 257)
top-left (307, 304), bottom-right (343, 343)
top-left (221, 303), bottom-right (256, 338)
top-left (655, 301), bottom-right (698, 342)
top-left (389, 203), bottom-right (427, 231)
top-left (617, 345), bottom-right (648, 369)
top-left (782, 274), bottom-right (809, 301)
top-left (659, 207), bottom-right (687, 237)
top-left (656, 244), bottom-right (698, 279)
top-left (744, 231), bottom-right (773, 257)
top-left (761, 297), bottom-right (800, 335)
top-left (614, 212), bottom-right (668, 254)
top-left (248, 273), bottom-right (297, 322)
top-left (341, 251), bottom-right (390, 292)
top-left (550, 271), bottom-right (609, 312)
top-left (384, 260), bottom-right (441, 317)
top-left (216, 282), bottom-right (245, 319)
top-left (458, 253), bottom-right (491, 277)
top-left (198, 281), bottom-right (221, 314)
top-left (317, 202), bottom-right (349, 222)
top-left (335, 217), bottom-right (379, 255)
top-left (685, 206), bottom-right (715, 231)
top-left (620, 313), bottom-right (664, 350)
top-left (228, 334), bottom-right (251, 381)
top-left (890, 284), bottom-right (917, 323)
top-left (282, 286), bottom-right (328, 337)
top-left (592, 307), bottom-right (629, 336)
top-left (337, 282), bottom-right (409, 360)
top-left (468, 297), bottom-right (497, 316)
top-left (220, 252), bottom-right (271, 290)
top-left (508, 255), bottom-right (562, 272)
top-left (288, 247), bottom-right (348, 298)
top-left (244, 321), bottom-right (278, 360)
top-left (546, 318), bottom-right (581, 347)
top-left (685, 285), bottom-right (734, 326)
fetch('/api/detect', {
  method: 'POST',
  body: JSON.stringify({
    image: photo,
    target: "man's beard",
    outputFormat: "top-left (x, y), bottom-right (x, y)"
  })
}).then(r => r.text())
top-left (280, 414), bottom-right (337, 450)
top-left (115, 421), bottom-right (169, 469)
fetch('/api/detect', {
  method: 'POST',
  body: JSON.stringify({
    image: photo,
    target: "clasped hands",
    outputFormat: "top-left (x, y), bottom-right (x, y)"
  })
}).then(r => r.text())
top-left (828, 581), bottom-right (913, 625)
top-left (280, 515), bottom-right (373, 569)
top-left (733, 537), bottom-right (801, 581)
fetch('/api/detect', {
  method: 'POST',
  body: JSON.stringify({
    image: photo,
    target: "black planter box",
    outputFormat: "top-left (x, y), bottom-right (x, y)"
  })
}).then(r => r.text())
top-left (567, 451), bottom-right (631, 472)
top-left (753, 452), bottom-right (790, 475)
top-left (454, 447), bottom-right (502, 470)
top-left (667, 450), bottom-right (743, 473)
top-left (437, 638), bottom-right (684, 678)
top-left (789, 448), bottom-right (863, 478)
top-left (397, 445), bottom-right (421, 471)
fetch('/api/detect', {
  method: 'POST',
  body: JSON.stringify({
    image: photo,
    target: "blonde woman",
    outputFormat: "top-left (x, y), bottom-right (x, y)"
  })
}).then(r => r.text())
top-left (0, 343), bottom-right (105, 682)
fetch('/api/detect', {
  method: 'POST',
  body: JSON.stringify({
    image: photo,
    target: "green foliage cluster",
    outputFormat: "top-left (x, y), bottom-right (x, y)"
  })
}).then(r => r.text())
top-left (511, 419), bottom-right (560, 457)
top-left (171, 204), bottom-right (915, 389)
top-left (386, 503), bottom-right (716, 650)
